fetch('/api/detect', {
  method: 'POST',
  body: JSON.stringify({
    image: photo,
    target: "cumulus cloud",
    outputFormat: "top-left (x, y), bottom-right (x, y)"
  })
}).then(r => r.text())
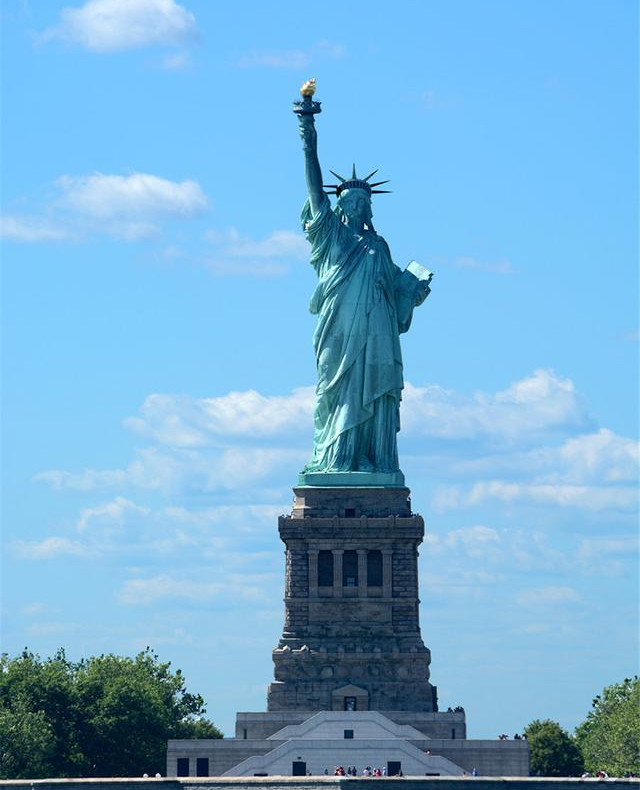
top-left (125, 387), bottom-right (315, 446)
top-left (433, 480), bottom-right (637, 512)
top-left (426, 526), bottom-right (565, 576)
top-left (42, 0), bottom-right (197, 52)
top-left (423, 523), bottom-right (634, 601)
top-left (438, 525), bottom-right (501, 559)
top-left (14, 498), bottom-right (285, 563)
top-left (36, 446), bottom-right (304, 494)
top-left (14, 536), bottom-right (90, 559)
top-left (77, 496), bottom-right (150, 531)
top-left (0, 214), bottom-right (73, 243)
top-left (34, 371), bottom-right (636, 524)
top-left (124, 371), bottom-right (588, 449)
top-left (429, 426), bottom-right (638, 512)
top-left (577, 535), bottom-right (638, 560)
top-left (2, 172), bottom-right (209, 243)
top-left (439, 429), bottom-right (639, 484)
top-left (550, 429), bottom-right (639, 484)
top-left (117, 572), bottom-right (277, 605)
top-left (402, 369), bottom-right (592, 442)
top-left (34, 371), bottom-right (638, 518)
top-left (35, 447), bottom-right (186, 492)
top-left (202, 228), bottom-right (308, 277)
top-left (57, 172), bottom-right (208, 219)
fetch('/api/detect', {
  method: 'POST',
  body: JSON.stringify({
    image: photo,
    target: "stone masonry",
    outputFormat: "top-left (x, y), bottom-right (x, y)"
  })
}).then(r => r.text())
top-left (166, 485), bottom-right (533, 775)
top-left (267, 487), bottom-right (437, 714)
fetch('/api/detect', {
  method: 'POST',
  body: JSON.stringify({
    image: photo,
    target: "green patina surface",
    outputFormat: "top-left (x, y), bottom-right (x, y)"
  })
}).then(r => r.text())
top-left (294, 87), bottom-right (432, 488)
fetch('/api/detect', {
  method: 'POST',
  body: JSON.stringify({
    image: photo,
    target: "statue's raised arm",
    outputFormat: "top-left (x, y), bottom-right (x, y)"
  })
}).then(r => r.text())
top-left (293, 78), bottom-right (324, 216)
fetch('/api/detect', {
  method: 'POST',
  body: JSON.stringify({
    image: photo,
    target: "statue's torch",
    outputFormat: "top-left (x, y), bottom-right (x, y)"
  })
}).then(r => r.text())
top-left (293, 78), bottom-right (322, 116)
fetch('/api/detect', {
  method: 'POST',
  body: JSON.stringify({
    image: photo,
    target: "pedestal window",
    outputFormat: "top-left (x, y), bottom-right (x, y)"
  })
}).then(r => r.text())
top-left (367, 550), bottom-right (383, 586)
top-left (342, 550), bottom-right (358, 587)
top-left (317, 550), bottom-right (333, 586)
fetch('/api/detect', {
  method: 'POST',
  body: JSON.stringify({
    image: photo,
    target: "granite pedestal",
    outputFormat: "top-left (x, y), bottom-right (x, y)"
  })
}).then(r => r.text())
top-left (167, 486), bottom-right (528, 777)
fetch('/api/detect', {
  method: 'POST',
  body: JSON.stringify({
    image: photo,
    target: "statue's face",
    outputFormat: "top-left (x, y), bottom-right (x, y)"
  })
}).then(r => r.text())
top-left (338, 189), bottom-right (372, 226)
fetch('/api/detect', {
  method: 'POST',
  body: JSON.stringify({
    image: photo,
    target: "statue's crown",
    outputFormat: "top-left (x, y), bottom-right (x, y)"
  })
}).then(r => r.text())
top-left (324, 165), bottom-right (391, 197)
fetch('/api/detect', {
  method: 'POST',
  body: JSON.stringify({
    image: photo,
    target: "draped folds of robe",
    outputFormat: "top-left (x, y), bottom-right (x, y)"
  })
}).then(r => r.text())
top-left (301, 194), bottom-right (419, 474)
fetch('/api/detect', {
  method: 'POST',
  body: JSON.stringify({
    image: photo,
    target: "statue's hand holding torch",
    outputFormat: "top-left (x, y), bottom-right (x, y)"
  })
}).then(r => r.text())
top-left (293, 77), bottom-right (322, 118)
top-left (294, 78), bottom-right (321, 151)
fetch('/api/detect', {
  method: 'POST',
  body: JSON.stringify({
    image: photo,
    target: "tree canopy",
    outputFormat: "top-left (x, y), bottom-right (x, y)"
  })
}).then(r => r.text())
top-left (523, 718), bottom-right (584, 777)
top-left (0, 648), bottom-right (222, 779)
top-left (575, 677), bottom-right (639, 777)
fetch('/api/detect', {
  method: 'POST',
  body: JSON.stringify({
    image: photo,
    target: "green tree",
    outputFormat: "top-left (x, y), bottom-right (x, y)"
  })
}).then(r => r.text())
top-left (523, 719), bottom-right (584, 776)
top-left (0, 649), bottom-right (84, 777)
top-left (0, 705), bottom-right (56, 779)
top-left (575, 677), bottom-right (640, 776)
top-left (0, 648), bottom-right (222, 779)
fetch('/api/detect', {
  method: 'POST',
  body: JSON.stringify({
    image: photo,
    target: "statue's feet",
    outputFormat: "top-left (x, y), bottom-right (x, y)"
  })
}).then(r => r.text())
top-left (356, 455), bottom-right (375, 472)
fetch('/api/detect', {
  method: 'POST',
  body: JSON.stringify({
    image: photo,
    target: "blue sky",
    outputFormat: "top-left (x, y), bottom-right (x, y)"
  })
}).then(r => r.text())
top-left (1, 0), bottom-right (638, 741)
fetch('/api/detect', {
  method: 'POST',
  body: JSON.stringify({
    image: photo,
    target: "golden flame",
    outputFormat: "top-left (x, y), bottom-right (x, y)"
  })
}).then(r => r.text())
top-left (300, 78), bottom-right (317, 97)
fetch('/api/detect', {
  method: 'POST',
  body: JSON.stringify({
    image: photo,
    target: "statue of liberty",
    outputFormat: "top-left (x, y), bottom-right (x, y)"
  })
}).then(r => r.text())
top-left (294, 79), bottom-right (433, 486)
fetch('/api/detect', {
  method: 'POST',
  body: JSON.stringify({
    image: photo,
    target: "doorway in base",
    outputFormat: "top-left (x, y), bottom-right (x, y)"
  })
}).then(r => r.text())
top-left (387, 761), bottom-right (402, 776)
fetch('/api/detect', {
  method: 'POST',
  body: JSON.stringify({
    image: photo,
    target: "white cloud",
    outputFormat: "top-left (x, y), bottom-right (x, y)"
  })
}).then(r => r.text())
top-left (403, 369), bottom-right (591, 441)
top-left (35, 447), bottom-right (195, 492)
top-left (124, 371), bottom-right (590, 449)
top-left (14, 536), bottom-right (89, 559)
top-left (434, 480), bottom-right (637, 512)
top-left (212, 448), bottom-right (304, 489)
top-left (202, 228), bottom-right (308, 277)
top-left (423, 523), bottom-right (635, 599)
top-left (516, 586), bottom-right (582, 606)
top-left (1, 214), bottom-right (73, 243)
top-left (42, 0), bottom-right (197, 53)
top-left (36, 445), bottom-right (304, 494)
top-left (34, 372), bottom-right (636, 526)
top-left (77, 496), bottom-right (150, 531)
top-left (440, 525), bottom-right (501, 560)
top-left (15, 498), bottom-right (285, 563)
top-left (577, 535), bottom-right (638, 560)
top-left (235, 40), bottom-right (344, 69)
top-left (118, 573), bottom-right (276, 605)
top-left (57, 172), bottom-right (208, 219)
top-left (438, 429), bottom-right (639, 486)
top-left (125, 387), bottom-right (315, 446)
top-left (2, 172), bottom-right (209, 244)
top-left (551, 429), bottom-right (639, 484)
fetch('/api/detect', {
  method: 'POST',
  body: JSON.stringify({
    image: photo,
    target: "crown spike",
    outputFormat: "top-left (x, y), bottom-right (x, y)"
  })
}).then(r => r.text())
top-left (371, 189), bottom-right (392, 194)
top-left (328, 165), bottom-right (392, 197)
top-left (329, 170), bottom-right (347, 183)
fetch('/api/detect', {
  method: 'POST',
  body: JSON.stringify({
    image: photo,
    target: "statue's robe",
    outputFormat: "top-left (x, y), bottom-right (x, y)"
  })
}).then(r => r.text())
top-left (301, 195), bottom-right (423, 473)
